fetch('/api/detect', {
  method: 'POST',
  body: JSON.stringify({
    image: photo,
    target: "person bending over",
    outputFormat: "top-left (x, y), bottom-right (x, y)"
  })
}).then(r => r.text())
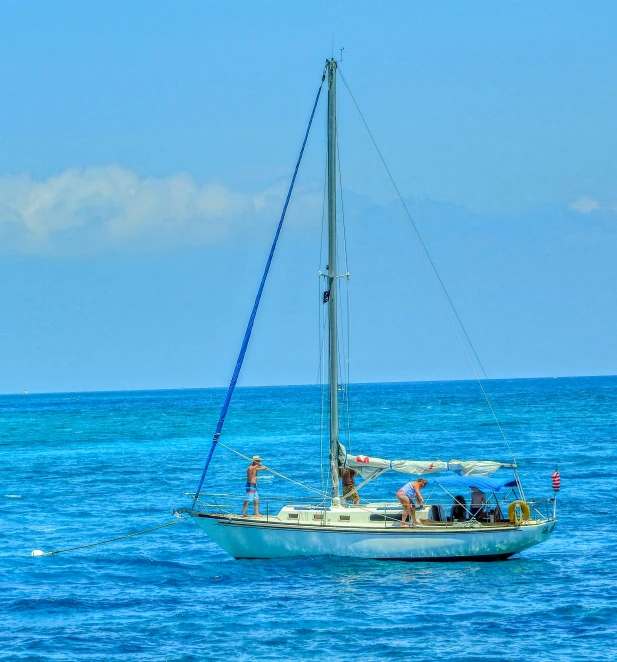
top-left (396, 478), bottom-right (427, 527)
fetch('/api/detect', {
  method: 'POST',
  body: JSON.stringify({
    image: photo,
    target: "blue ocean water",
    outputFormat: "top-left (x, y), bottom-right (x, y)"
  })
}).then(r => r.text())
top-left (1, 377), bottom-right (616, 661)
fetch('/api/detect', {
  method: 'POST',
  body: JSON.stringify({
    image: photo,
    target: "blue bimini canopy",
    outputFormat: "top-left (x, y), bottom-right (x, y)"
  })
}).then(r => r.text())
top-left (428, 475), bottom-right (517, 492)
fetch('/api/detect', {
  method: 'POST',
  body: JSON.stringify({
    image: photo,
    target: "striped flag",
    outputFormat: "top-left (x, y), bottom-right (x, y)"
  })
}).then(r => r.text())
top-left (551, 469), bottom-right (561, 492)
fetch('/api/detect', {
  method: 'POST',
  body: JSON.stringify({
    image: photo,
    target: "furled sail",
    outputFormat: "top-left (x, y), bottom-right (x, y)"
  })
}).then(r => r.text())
top-left (340, 445), bottom-right (510, 479)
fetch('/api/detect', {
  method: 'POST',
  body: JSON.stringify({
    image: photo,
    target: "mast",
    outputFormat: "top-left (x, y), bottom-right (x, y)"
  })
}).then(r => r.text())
top-left (327, 59), bottom-right (341, 504)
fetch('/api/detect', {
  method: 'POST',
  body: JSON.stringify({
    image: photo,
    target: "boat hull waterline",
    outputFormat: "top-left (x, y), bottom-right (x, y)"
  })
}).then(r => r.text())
top-left (190, 514), bottom-right (556, 561)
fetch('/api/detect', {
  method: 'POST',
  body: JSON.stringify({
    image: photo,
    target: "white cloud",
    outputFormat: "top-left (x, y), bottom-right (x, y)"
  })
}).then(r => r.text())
top-left (0, 166), bottom-right (277, 255)
top-left (569, 195), bottom-right (601, 215)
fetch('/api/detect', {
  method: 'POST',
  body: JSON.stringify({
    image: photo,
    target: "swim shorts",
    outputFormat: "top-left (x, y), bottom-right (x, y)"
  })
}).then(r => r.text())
top-left (397, 489), bottom-right (416, 505)
top-left (245, 482), bottom-right (258, 502)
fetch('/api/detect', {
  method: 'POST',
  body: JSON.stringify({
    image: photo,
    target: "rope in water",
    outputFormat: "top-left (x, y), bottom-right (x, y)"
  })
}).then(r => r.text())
top-left (31, 521), bottom-right (180, 556)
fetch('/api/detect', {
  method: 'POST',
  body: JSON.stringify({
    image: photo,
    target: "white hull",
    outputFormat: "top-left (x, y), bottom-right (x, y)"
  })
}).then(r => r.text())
top-left (190, 512), bottom-right (556, 561)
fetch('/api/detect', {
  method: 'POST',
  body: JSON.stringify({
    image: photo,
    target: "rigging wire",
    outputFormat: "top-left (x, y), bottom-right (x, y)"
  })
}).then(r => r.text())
top-left (192, 66), bottom-right (328, 505)
top-left (317, 132), bottom-right (329, 493)
top-left (336, 134), bottom-right (353, 454)
top-left (217, 441), bottom-right (327, 498)
top-left (337, 66), bottom-right (517, 465)
top-left (318, 313), bottom-right (329, 493)
top-left (339, 70), bottom-right (488, 380)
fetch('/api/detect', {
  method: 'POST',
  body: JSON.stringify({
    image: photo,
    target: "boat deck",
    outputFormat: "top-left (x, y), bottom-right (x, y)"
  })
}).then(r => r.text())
top-left (190, 502), bottom-right (547, 531)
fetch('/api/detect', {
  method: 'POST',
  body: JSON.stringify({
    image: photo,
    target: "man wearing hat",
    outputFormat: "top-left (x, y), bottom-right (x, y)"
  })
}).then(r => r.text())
top-left (242, 455), bottom-right (267, 517)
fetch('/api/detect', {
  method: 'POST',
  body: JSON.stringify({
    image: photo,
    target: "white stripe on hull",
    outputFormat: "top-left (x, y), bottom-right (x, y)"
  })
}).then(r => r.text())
top-left (191, 515), bottom-right (556, 560)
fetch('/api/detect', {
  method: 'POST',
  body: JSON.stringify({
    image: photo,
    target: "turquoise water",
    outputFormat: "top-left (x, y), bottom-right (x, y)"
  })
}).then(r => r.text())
top-left (2, 377), bottom-right (616, 661)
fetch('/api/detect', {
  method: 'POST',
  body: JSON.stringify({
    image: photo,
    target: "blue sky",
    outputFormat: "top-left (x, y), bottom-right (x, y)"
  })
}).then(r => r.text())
top-left (0, 1), bottom-right (616, 393)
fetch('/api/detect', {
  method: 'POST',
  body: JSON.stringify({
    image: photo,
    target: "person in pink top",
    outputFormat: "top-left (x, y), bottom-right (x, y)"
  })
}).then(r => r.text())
top-left (396, 478), bottom-right (427, 527)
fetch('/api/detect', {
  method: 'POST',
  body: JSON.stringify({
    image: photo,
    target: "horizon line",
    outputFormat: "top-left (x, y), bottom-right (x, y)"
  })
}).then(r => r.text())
top-left (3, 373), bottom-right (615, 397)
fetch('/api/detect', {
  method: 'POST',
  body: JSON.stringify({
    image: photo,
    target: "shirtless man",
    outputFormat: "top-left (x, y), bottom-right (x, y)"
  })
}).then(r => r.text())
top-left (396, 478), bottom-right (427, 527)
top-left (242, 455), bottom-right (268, 517)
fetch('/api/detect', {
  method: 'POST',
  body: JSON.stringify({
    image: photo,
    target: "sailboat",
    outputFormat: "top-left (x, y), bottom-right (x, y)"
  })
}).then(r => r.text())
top-left (177, 59), bottom-right (557, 560)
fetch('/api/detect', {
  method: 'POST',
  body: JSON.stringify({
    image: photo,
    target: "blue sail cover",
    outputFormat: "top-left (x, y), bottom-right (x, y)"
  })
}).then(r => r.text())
top-left (428, 475), bottom-right (517, 492)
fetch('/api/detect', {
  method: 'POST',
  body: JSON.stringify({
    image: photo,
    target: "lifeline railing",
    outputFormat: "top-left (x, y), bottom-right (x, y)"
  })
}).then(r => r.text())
top-left (184, 492), bottom-right (556, 526)
top-left (185, 492), bottom-right (328, 522)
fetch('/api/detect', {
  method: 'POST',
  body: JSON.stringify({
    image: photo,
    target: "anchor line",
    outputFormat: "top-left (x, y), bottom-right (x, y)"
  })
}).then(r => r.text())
top-left (31, 521), bottom-right (180, 556)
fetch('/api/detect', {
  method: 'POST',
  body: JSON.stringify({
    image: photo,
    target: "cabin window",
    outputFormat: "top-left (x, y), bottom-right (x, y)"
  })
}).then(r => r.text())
top-left (287, 513), bottom-right (299, 519)
top-left (339, 515), bottom-right (351, 521)
top-left (313, 513), bottom-right (324, 520)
